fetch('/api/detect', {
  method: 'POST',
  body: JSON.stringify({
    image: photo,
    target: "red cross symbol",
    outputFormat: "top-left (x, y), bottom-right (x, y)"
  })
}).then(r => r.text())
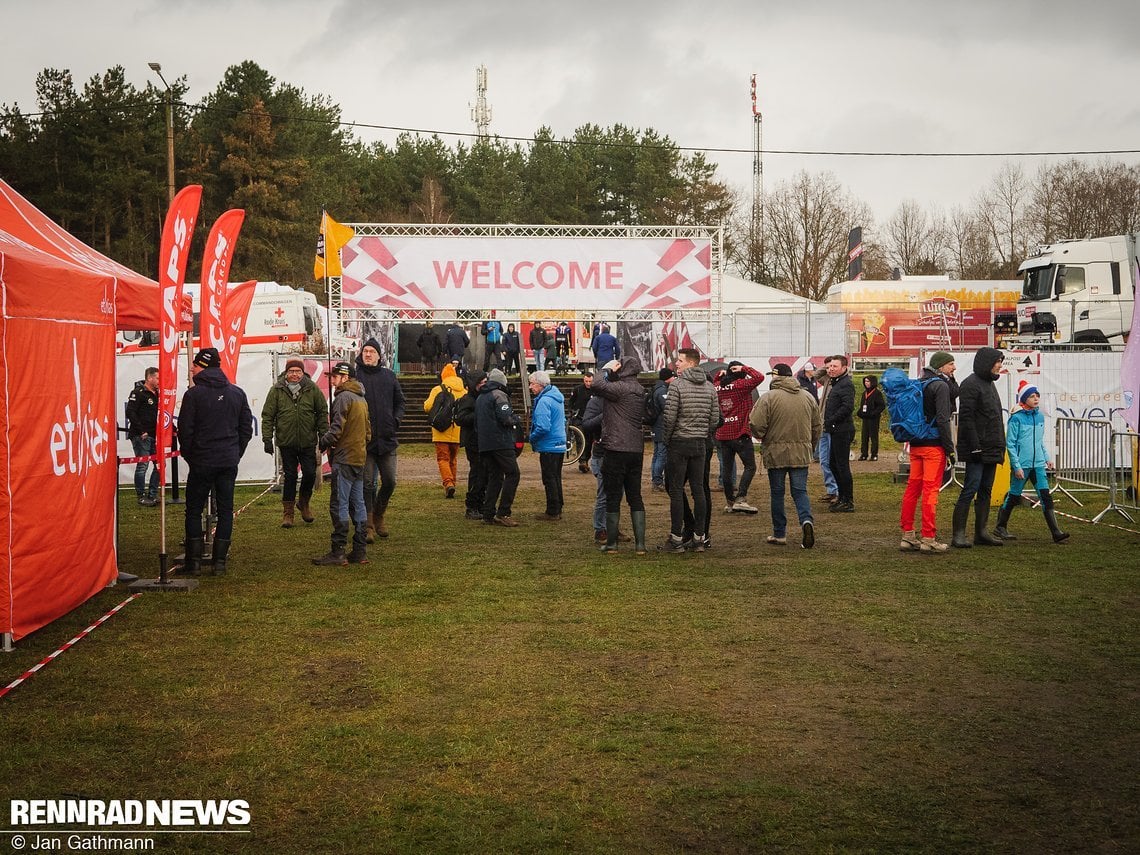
top-left (274, 307), bottom-right (285, 319)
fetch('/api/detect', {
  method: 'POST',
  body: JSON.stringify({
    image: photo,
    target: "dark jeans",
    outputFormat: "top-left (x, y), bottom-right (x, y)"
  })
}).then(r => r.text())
top-left (464, 446), bottom-right (487, 511)
top-left (828, 428), bottom-right (855, 503)
top-left (279, 445), bottom-right (317, 503)
top-left (666, 438), bottom-right (708, 538)
top-left (601, 449), bottom-right (645, 513)
top-left (955, 460), bottom-right (998, 515)
top-left (328, 463), bottom-right (367, 552)
top-left (680, 441), bottom-right (715, 540)
top-left (860, 417), bottom-right (881, 458)
top-left (482, 448), bottom-right (520, 519)
top-left (482, 341), bottom-right (502, 371)
top-left (717, 435), bottom-right (757, 501)
top-left (185, 464), bottom-right (237, 541)
top-left (131, 435), bottom-right (158, 499)
top-left (539, 451), bottom-right (564, 515)
top-left (365, 450), bottom-right (398, 511)
top-left (503, 350), bottom-right (522, 375)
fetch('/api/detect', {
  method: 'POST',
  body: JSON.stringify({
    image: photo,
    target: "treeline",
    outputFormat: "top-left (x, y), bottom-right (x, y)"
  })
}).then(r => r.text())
top-left (3, 60), bottom-right (1139, 303)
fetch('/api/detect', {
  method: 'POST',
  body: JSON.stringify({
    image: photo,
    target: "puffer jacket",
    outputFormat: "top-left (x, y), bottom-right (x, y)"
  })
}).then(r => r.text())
top-left (749, 375), bottom-right (822, 469)
top-left (319, 378), bottom-right (371, 467)
top-left (663, 365), bottom-right (721, 445)
top-left (1006, 405), bottom-right (1049, 471)
top-left (956, 346), bottom-right (1006, 463)
top-left (823, 371), bottom-right (855, 436)
top-left (423, 363), bottom-right (466, 443)
top-left (529, 383), bottom-right (568, 453)
top-left (474, 379), bottom-right (518, 452)
top-left (590, 355), bottom-right (645, 453)
top-left (261, 371), bottom-right (328, 449)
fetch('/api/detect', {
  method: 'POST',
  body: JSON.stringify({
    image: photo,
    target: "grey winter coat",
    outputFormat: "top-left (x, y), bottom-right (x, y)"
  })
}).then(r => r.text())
top-left (590, 355), bottom-right (645, 453)
top-left (662, 366), bottom-right (720, 445)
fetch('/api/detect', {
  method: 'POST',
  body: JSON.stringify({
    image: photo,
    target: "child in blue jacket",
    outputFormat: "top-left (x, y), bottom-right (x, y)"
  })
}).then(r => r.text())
top-left (994, 383), bottom-right (1069, 543)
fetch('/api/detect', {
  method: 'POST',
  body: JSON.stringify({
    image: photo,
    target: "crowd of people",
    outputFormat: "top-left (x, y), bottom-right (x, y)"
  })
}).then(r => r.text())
top-left (124, 340), bottom-right (1071, 576)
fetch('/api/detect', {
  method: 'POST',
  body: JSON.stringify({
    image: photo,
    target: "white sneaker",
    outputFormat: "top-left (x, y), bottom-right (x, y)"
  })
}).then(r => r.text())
top-left (731, 498), bottom-right (759, 515)
top-left (723, 503), bottom-right (734, 513)
top-left (900, 530), bottom-right (921, 551)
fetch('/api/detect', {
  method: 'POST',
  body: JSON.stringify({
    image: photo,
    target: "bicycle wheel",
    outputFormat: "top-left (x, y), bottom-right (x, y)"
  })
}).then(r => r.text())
top-left (564, 424), bottom-right (586, 466)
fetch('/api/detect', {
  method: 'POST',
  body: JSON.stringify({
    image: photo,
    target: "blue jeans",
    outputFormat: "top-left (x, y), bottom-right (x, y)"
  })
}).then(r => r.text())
top-left (590, 452), bottom-right (606, 533)
top-left (817, 433), bottom-right (836, 495)
top-left (955, 460), bottom-right (997, 513)
top-left (534, 348), bottom-right (546, 371)
top-left (131, 436), bottom-right (158, 499)
top-left (651, 440), bottom-right (668, 486)
top-left (333, 463), bottom-right (367, 526)
top-left (185, 464), bottom-right (237, 541)
top-left (767, 467), bottom-right (812, 537)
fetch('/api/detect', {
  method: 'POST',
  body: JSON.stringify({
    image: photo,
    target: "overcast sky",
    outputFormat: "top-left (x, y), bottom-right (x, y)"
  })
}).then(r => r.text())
top-left (4, 0), bottom-right (1139, 228)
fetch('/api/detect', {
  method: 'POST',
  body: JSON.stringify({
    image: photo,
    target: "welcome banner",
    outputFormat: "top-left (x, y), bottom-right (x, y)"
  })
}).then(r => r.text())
top-left (340, 236), bottom-right (713, 311)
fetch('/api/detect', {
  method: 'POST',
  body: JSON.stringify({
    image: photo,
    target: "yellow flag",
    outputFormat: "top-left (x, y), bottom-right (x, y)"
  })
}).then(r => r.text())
top-left (313, 211), bottom-right (356, 280)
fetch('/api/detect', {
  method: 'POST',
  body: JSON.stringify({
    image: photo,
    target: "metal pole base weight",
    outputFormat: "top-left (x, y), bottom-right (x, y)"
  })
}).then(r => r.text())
top-left (129, 577), bottom-right (198, 592)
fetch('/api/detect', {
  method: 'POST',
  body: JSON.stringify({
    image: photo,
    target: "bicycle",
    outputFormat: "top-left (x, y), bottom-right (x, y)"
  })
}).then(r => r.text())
top-left (564, 423), bottom-right (586, 467)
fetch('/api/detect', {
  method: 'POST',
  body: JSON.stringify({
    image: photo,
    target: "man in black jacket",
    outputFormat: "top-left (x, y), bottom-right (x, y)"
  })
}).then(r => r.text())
top-left (567, 370), bottom-right (595, 473)
top-left (417, 323), bottom-right (443, 375)
top-left (474, 368), bottom-right (521, 526)
top-left (823, 355), bottom-right (856, 512)
top-left (356, 337), bottom-right (406, 540)
top-left (454, 370), bottom-right (488, 520)
top-left (952, 346), bottom-right (1006, 548)
top-left (444, 322), bottom-right (470, 365)
top-left (125, 367), bottom-right (160, 505)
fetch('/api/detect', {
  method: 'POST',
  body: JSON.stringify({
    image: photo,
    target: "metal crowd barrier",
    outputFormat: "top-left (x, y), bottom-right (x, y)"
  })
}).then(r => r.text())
top-left (1053, 417), bottom-right (1115, 507)
top-left (1095, 429), bottom-right (1140, 524)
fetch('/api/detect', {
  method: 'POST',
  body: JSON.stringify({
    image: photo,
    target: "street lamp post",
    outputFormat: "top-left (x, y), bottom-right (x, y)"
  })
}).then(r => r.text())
top-left (148, 62), bottom-right (175, 205)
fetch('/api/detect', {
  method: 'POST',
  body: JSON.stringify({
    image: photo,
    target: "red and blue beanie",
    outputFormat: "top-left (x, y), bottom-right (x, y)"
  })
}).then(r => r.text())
top-left (1017, 380), bottom-right (1039, 406)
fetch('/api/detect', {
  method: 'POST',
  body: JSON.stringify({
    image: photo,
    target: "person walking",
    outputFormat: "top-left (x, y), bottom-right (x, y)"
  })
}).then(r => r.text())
top-left (650, 368), bottom-right (674, 491)
top-left (591, 354), bottom-right (648, 554)
top-left (951, 346), bottom-right (1006, 548)
top-left (591, 324), bottom-right (620, 367)
top-left (661, 348), bottom-right (721, 553)
top-left (445, 321), bottom-right (470, 366)
top-left (502, 323), bottom-right (522, 376)
top-left (424, 362), bottom-right (466, 498)
top-left (714, 360), bottom-right (764, 514)
top-left (898, 352), bottom-right (957, 552)
top-left (125, 366), bottom-right (160, 506)
top-left (528, 371), bottom-right (568, 520)
top-left (355, 338), bottom-right (405, 542)
top-left (476, 368), bottom-right (522, 527)
top-left (416, 322), bottom-right (443, 375)
top-left (262, 358), bottom-right (328, 528)
top-left (749, 363), bottom-right (822, 548)
top-left (995, 382), bottom-right (1069, 543)
top-left (312, 362), bottom-right (372, 566)
top-left (454, 370), bottom-right (488, 520)
top-left (823, 355), bottom-right (856, 512)
top-left (178, 348), bottom-right (253, 576)
top-left (529, 322), bottom-right (548, 371)
top-left (857, 374), bottom-right (886, 461)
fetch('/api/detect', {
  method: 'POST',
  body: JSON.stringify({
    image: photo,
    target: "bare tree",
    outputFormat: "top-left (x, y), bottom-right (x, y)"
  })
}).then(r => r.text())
top-left (947, 206), bottom-right (999, 280)
top-left (976, 162), bottom-right (1032, 278)
top-left (884, 199), bottom-right (949, 275)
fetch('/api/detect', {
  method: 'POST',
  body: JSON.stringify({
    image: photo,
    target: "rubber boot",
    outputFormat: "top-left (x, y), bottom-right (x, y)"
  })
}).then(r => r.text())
top-left (281, 500), bottom-right (295, 529)
top-left (1040, 491), bottom-right (1070, 543)
top-left (297, 493), bottom-right (315, 524)
top-left (993, 494), bottom-right (1017, 540)
top-left (364, 491), bottom-right (376, 543)
top-left (211, 538), bottom-right (231, 575)
top-left (600, 511), bottom-right (620, 553)
top-left (950, 503), bottom-right (972, 549)
top-left (631, 510), bottom-right (648, 555)
top-left (183, 536), bottom-right (204, 576)
top-left (974, 502), bottom-right (1003, 546)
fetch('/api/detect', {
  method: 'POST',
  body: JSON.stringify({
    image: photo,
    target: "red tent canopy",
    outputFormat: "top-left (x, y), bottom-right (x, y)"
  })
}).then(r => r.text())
top-left (0, 178), bottom-right (187, 330)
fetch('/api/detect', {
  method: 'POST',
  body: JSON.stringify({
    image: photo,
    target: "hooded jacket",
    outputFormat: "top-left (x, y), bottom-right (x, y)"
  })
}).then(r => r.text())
top-left (417, 326), bottom-right (442, 357)
top-left (749, 375), bottom-right (822, 469)
top-left (355, 338), bottom-right (406, 455)
top-left (662, 365), bottom-right (721, 445)
top-left (474, 377), bottom-right (518, 452)
top-left (857, 375), bottom-right (886, 421)
top-left (423, 362), bottom-right (466, 443)
top-left (261, 371), bottom-right (328, 449)
top-left (590, 354), bottom-right (646, 453)
top-left (529, 382), bottom-right (568, 453)
top-left (445, 324), bottom-right (470, 359)
top-left (178, 367), bottom-right (253, 469)
top-left (714, 365), bottom-right (765, 441)
top-left (1006, 405), bottom-right (1049, 472)
top-left (453, 370), bottom-right (486, 451)
top-left (320, 378), bottom-right (371, 467)
top-left (956, 346), bottom-right (1006, 463)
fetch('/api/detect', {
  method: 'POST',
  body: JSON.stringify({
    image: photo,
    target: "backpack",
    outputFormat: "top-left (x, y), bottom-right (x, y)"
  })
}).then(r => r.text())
top-left (881, 367), bottom-right (942, 442)
top-left (428, 386), bottom-right (456, 432)
top-left (643, 387), bottom-right (661, 426)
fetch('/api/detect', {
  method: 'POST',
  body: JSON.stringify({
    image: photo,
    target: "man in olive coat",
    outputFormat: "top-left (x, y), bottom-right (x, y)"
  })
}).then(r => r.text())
top-left (262, 358), bottom-right (328, 527)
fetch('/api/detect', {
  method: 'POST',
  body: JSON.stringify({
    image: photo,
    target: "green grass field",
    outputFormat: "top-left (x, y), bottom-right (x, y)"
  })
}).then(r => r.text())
top-left (2, 452), bottom-right (1138, 853)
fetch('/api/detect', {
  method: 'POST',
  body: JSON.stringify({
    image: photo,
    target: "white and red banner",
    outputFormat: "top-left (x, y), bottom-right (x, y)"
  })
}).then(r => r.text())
top-left (340, 236), bottom-right (713, 311)
top-left (220, 279), bottom-right (257, 382)
top-left (199, 209), bottom-right (245, 357)
top-left (156, 185), bottom-right (201, 485)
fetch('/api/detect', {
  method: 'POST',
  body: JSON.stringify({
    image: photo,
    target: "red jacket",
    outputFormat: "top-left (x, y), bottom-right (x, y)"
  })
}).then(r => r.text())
top-left (714, 366), bottom-right (765, 441)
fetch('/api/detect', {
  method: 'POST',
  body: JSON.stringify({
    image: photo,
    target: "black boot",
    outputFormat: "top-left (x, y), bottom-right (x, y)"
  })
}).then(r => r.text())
top-left (974, 502), bottom-right (1003, 546)
top-left (600, 511), bottom-right (620, 553)
top-left (211, 538), bottom-right (231, 575)
top-left (993, 494), bottom-right (1017, 540)
top-left (950, 503), bottom-right (972, 549)
top-left (1040, 491), bottom-right (1070, 543)
top-left (631, 510), bottom-right (647, 555)
top-left (183, 536), bottom-right (204, 576)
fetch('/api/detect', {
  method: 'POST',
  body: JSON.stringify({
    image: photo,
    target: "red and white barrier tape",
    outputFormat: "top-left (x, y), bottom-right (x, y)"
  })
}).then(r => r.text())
top-left (1, 593), bottom-right (142, 700)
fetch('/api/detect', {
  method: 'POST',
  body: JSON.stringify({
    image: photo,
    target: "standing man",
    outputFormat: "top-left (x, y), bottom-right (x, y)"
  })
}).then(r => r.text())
top-left (476, 368), bottom-right (522, 526)
top-left (952, 347), bottom-right (1006, 548)
top-left (178, 348), bottom-right (253, 576)
top-left (750, 363), bottom-right (822, 549)
top-left (356, 337), bottom-right (405, 541)
top-left (529, 371), bottom-right (568, 520)
top-left (568, 370), bottom-right (595, 473)
top-left (661, 348), bottom-right (721, 553)
top-left (445, 321), bottom-right (470, 366)
top-left (312, 362), bottom-right (371, 566)
top-left (482, 317), bottom-right (504, 371)
top-left (591, 324), bottom-right (620, 368)
top-left (899, 352), bottom-right (957, 552)
top-left (650, 368), bottom-right (674, 491)
top-left (125, 366), bottom-right (160, 506)
top-left (714, 360), bottom-right (765, 514)
top-left (591, 354), bottom-right (648, 554)
top-left (454, 370), bottom-right (488, 520)
top-left (529, 321), bottom-right (548, 372)
top-left (416, 322), bottom-right (443, 376)
top-left (502, 323), bottom-right (522, 376)
top-left (262, 358), bottom-right (328, 528)
top-left (815, 361), bottom-right (838, 503)
top-left (823, 355), bottom-right (856, 513)
top-left (553, 320), bottom-right (572, 374)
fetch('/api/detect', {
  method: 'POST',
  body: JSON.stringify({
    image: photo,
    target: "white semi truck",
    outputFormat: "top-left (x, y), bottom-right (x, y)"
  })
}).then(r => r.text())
top-left (1005, 233), bottom-right (1138, 348)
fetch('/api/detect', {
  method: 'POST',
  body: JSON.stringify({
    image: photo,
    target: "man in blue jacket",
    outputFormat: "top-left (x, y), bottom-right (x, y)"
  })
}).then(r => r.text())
top-left (591, 324), bottom-right (620, 367)
top-left (528, 371), bottom-right (568, 520)
top-left (178, 348), bottom-right (253, 575)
